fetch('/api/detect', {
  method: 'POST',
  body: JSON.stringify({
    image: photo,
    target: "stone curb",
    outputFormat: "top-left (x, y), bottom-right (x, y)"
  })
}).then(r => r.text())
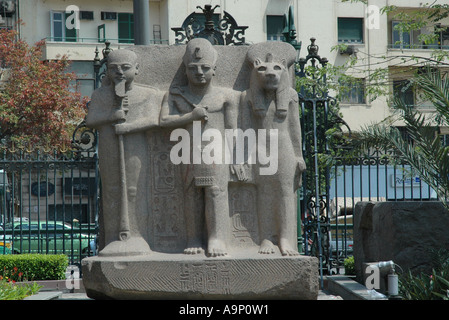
top-left (24, 291), bottom-right (63, 300)
top-left (326, 276), bottom-right (388, 300)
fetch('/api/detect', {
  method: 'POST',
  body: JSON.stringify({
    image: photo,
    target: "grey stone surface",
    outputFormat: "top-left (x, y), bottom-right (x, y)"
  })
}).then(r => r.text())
top-left (86, 49), bottom-right (162, 256)
top-left (354, 201), bottom-right (449, 282)
top-left (159, 39), bottom-right (240, 257)
top-left (83, 40), bottom-right (314, 299)
top-left (82, 252), bottom-right (318, 300)
top-left (326, 276), bottom-right (386, 300)
top-left (24, 291), bottom-right (62, 300)
top-left (243, 42), bottom-right (305, 256)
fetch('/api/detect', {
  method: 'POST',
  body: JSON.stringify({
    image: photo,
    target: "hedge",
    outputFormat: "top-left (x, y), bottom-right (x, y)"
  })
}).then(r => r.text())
top-left (0, 254), bottom-right (68, 281)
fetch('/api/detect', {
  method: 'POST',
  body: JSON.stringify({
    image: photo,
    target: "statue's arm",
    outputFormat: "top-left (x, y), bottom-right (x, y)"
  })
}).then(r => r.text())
top-left (115, 95), bottom-right (161, 135)
top-left (289, 92), bottom-right (306, 188)
top-left (159, 92), bottom-right (206, 128)
top-left (224, 93), bottom-right (238, 131)
top-left (115, 117), bottom-right (158, 135)
top-left (288, 93), bottom-right (305, 161)
top-left (226, 91), bottom-right (249, 181)
top-left (85, 90), bottom-right (123, 129)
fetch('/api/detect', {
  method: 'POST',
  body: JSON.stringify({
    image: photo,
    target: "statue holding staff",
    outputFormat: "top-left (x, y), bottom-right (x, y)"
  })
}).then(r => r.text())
top-left (86, 49), bottom-right (159, 256)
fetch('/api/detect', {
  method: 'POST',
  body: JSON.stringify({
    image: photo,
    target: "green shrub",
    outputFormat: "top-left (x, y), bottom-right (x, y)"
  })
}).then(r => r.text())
top-left (399, 249), bottom-right (449, 300)
top-left (344, 256), bottom-right (355, 275)
top-left (0, 278), bottom-right (42, 300)
top-left (0, 254), bottom-right (68, 281)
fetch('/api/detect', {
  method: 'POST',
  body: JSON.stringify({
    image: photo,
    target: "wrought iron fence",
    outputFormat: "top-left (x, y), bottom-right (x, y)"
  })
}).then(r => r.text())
top-left (0, 124), bottom-right (99, 266)
top-left (296, 38), bottom-right (437, 276)
top-left (300, 146), bottom-right (437, 275)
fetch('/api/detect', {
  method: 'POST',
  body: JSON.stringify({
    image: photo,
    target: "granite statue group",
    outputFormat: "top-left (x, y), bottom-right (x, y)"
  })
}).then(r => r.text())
top-left (86, 38), bottom-right (306, 259)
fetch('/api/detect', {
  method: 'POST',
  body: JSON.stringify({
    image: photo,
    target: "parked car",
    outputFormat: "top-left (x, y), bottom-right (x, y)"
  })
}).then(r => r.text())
top-left (0, 225), bottom-right (12, 254)
top-left (3, 221), bottom-right (92, 261)
top-left (0, 243), bottom-right (11, 254)
top-left (330, 238), bottom-right (353, 256)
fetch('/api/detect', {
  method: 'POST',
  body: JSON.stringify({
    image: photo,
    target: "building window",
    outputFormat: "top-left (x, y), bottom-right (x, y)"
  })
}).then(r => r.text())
top-left (80, 11), bottom-right (94, 20)
top-left (118, 13), bottom-right (134, 43)
top-left (98, 24), bottom-right (106, 42)
top-left (390, 21), bottom-right (446, 49)
top-left (393, 80), bottom-right (414, 106)
top-left (67, 61), bottom-right (95, 98)
top-left (435, 25), bottom-right (449, 49)
top-left (391, 21), bottom-right (421, 49)
top-left (340, 78), bottom-right (366, 104)
top-left (101, 12), bottom-right (117, 20)
top-left (50, 11), bottom-right (77, 42)
top-left (338, 17), bottom-right (364, 43)
top-left (440, 134), bottom-right (449, 147)
top-left (48, 204), bottom-right (90, 224)
top-left (266, 15), bottom-right (285, 41)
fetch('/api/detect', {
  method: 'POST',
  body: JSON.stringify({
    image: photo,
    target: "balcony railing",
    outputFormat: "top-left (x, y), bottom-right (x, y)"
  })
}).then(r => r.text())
top-left (44, 37), bottom-right (169, 45)
top-left (388, 43), bottom-right (449, 50)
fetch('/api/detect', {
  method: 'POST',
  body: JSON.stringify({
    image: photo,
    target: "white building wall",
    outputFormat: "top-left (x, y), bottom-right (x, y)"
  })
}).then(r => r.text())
top-left (14, 0), bottom-right (449, 130)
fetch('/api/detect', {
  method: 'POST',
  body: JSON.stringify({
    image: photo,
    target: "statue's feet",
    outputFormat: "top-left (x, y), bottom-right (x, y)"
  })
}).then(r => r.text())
top-left (184, 246), bottom-right (204, 255)
top-left (279, 238), bottom-right (300, 256)
top-left (99, 237), bottom-right (152, 257)
top-left (207, 239), bottom-right (227, 257)
top-left (258, 239), bottom-right (275, 254)
top-left (183, 239), bottom-right (204, 255)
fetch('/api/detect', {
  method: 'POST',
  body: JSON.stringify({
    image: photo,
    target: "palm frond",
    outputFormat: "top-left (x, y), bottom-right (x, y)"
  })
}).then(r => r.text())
top-left (353, 85), bottom-right (449, 209)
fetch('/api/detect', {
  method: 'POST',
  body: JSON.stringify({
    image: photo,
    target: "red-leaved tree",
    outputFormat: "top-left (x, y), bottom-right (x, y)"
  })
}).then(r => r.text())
top-left (0, 27), bottom-right (88, 148)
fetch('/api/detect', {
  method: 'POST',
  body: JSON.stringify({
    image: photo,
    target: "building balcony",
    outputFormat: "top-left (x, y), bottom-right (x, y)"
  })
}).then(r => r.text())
top-left (42, 37), bottom-right (168, 61)
top-left (386, 43), bottom-right (445, 67)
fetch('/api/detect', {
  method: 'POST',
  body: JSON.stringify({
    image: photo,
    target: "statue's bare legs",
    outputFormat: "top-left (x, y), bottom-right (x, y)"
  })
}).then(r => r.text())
top-left (183, 181), bottom-right (205, 255)
top-left (278, 193), bottom-right (299, 256)
top-left (257, 183), bottom-right (299, 256)
top-left (205, 185), bottom-right (229, 257)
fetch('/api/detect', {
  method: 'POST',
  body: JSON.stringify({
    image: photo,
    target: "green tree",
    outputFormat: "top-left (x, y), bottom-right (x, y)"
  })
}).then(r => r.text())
top-left (0, 27), bottom-right (88, 148)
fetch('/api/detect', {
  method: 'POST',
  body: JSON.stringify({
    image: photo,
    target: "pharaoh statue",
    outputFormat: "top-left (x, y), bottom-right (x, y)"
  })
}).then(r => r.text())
top-left (242, 42), bottom-right (306, 256)
top-left (160, 38), bottom-right (239, 257)
top-left (82, 41), bottom-right (319, 301)
top-left (86, 49), bottom-right (160, 256)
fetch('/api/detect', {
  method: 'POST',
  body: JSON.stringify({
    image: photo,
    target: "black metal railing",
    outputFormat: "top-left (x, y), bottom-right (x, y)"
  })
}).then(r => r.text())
top-left (295, 38), bottom-right (438, 276)
top-left (299, 146), bottom-right (437, 274)
top-left (0, 127), bottom-right (99, 266)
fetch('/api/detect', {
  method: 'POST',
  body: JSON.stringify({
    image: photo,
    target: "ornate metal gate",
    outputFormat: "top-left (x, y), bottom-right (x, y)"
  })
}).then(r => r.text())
top-left (0, 124), bottom-right (99, 266)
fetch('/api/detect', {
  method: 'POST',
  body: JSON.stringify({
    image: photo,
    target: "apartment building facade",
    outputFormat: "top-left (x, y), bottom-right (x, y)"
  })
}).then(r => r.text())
top-left (2, 0), bottom-right (449, 265)
top-left (4, 0), bottom-right (447, 132)
top-left (2, 0), bottom-right (448, 220)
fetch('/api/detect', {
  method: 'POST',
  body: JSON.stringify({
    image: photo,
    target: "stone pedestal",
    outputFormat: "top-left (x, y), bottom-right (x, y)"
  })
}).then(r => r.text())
top-left (354, 201), bottom-right (449, 282)
top-left (82, 251), bottom-right (319, 300)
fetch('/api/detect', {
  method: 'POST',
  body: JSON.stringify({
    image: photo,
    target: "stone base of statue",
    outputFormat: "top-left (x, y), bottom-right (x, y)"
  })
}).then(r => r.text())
top-left (81, 250), bottom-right (319, 300)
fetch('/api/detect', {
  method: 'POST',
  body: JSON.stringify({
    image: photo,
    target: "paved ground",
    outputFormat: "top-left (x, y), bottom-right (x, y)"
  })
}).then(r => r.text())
top-left (55, 290), bottom-right (342, 300)
top-left (58, 292), bottom-right (92, 300)
top-left (317, 289), bottom-right (343, 300)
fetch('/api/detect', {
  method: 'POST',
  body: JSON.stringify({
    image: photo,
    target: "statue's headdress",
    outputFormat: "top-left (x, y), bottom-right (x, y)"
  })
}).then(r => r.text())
top-left (183, 38), bottom-right (218, 66)
top-left (245, 42), bottom-right (297, 116)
